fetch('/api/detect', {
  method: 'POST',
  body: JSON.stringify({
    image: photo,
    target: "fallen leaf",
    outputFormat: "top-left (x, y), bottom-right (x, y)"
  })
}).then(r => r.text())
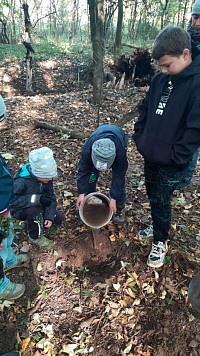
top-left (113, 282), bottom-right (121, 291)
top-left (37, 262), bottom-right (43, 272)
top-left (1, 152), bottom-right (14, 160)
top-left (20, 337), bottom-right (31, 353)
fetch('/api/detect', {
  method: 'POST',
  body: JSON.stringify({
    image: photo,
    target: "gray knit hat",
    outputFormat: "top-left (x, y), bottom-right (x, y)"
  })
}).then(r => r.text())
top-left (91, 138), bottom-right (116, 171)
top-left (192, 0), bottom-right (200, 14)
top-left (0, 95), bottom-right (6, 122)
top-left (29, 147), bottom-right (57, 178)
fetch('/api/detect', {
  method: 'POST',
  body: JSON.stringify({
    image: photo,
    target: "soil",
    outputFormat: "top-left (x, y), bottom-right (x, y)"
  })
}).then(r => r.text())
top-left (0, 55), bottom-right (200, 356)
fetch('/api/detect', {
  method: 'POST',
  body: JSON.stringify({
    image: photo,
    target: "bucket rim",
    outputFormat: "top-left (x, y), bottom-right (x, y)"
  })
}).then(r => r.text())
top-left (79, 192), bottom-right (113, 228)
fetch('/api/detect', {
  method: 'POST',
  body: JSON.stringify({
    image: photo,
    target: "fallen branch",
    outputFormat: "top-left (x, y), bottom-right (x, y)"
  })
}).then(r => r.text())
top-left (34, 120), bottom-right (90, 139)
top-left (114, 108), bottom-right (138, 126)
top-left (34, 108), bottom-right (138, 138)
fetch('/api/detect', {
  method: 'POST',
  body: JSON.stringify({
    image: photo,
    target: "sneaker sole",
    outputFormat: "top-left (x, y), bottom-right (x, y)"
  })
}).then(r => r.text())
top-left (138, 233), bottom-right (153, 239)
top-left (113, 220), bottom-right (125, 224)
top-left (147, 259), bottom-right (164, 268)
top-left (0, 285), bottom-right (25, 301)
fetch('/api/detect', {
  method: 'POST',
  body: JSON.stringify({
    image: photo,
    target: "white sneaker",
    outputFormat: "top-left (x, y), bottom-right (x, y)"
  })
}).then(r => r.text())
top-left (138, 223), bottom-right (153, 239)
top-left (147, 241), bottom-right (168, 268)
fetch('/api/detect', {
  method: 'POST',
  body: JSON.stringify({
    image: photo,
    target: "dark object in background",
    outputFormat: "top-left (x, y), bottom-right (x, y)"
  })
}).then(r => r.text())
top-left (0, 353), bottom-right (21, 356)
top-left (112, 49), bottom-right (156, 87)
top-left (0, 229), bottom-right (6, 244)
top-left (0, 229), bottom-right (5, 279)
top-left (188, 271), bottom-right (200, 314)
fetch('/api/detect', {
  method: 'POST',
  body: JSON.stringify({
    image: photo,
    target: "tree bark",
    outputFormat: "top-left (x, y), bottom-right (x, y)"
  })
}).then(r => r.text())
top-left (88, 0), bottom-right (104, 104)
top-left (22, 3), bottom-right (34, 94)
top-left (114, 0), bottom-right (123, 64)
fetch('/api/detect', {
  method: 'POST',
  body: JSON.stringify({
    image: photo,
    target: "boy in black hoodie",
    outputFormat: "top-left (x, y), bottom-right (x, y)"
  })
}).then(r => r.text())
top-left (133, 25), bottom-right (200, 268)
top-left (178, 0), bottom-right (200, 188)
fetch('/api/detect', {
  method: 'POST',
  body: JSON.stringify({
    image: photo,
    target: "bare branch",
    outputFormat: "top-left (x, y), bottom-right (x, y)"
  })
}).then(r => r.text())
top-left (32, 11), bottom-right (56, 28)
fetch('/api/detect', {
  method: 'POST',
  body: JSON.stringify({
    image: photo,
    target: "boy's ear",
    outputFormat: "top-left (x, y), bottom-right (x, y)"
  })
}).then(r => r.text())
top-left (182, 48), bottom-right (191, 60)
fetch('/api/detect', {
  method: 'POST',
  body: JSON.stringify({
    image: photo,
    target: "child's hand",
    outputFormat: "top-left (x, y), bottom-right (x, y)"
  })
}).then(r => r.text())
top-left (76, 194), bottom-right (85, 208)
top-left (109, 198), bottom-right (117, 213)
top-left (0, 242), bottom-right (4, 251)
top-left (44, 220), bottom-right (52, 228)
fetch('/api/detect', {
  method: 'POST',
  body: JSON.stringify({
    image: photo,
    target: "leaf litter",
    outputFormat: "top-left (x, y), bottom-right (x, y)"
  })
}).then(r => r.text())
top-left (0, 56), bottom-right (200, 356)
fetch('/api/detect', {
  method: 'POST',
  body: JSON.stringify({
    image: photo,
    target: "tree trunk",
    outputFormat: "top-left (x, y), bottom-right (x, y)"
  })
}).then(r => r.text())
top-left (0, 19), bottom-right (10, 44)
top-left (22, 3), bottom-right (34, 94)
top-left (11, 0), bottom-right (17, 43)
top-left (114, 0), bottom-right (123, 65)
top-left (88, 0), bottom-right (104, 104)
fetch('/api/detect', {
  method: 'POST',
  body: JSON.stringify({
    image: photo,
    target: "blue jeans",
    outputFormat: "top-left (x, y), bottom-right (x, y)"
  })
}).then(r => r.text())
top-left (144, 161), bottom-right (188, 243)
top-left (0, 214), bottom-right (16, 293)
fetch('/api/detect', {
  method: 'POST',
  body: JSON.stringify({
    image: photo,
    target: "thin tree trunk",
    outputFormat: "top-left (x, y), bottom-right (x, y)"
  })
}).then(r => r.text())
top-left (88, 0), bottom-right (104, 105)
top-left (114, 0), bottom-right (123, 64)
top-left (22, 3), bottom-right (34, 94)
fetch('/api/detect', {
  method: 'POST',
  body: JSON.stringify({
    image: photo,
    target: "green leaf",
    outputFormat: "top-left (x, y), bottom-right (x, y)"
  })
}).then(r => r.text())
top-left (84, 289), bottom-right (91, 296)
top-left (163, 256), bottom-right (171, 265)
top-left (34, 334), bottom-right (40, 342)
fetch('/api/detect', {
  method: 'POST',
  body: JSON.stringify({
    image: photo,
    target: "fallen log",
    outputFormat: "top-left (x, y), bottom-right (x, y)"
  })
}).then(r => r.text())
top-left (34, 108), bottom-right (138, 138)
top-left (34, 120), bottom-right (90, 139)
top-left (114, 108), bottom-right (138, 126)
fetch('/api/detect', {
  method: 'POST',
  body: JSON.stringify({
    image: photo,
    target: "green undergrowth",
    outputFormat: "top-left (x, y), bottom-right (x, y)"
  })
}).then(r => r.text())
top-left (0, 40), bottom-right (92, 64)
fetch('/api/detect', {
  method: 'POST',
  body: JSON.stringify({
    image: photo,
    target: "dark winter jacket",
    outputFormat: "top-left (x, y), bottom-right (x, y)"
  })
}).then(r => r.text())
top-left (11, 163), bottom-right (57, 221)
top-left (77, 124), bottom-right (128, 203)
top-left (0, 155), bottom-right (13, 213)
top-left (133, 55), bottom-right (200, 168)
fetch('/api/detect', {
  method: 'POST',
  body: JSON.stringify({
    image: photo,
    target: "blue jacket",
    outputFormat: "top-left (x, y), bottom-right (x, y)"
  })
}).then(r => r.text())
top-left (77, 124), bottom-right (128, 203)
top-left (0, 155), bottom-right (13, 213)
top-left (11, 163), bottom-right (57, 221)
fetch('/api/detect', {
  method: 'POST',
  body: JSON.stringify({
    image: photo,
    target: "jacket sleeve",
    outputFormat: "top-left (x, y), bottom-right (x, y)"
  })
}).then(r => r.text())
top-left (0, 156), bottom-right (13, 213)
top-left (77, 148), bottom-right (98, 194)
top-left (171, 89), bottom-right (200, 166)
top-left (43, 181), bottom-right (57, 221)
top-left (110, 149), bottom-right (128, 202)
top-left (12, 178), bottom-right (42, 209)
top-left (133, 88), bottom-right (150, 142)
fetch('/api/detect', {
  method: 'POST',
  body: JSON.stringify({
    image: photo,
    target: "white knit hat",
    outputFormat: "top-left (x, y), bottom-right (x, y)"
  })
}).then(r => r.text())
top-left (0, 96), bottom-right (6, 122)
top-left (192, 0), bottom-right (200, 14)
top-left (29, 147), bottom-right (57, 178)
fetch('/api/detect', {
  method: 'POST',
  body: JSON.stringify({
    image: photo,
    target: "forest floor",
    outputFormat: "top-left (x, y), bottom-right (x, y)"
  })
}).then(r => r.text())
top-left (0, 54), bottom-right (200, 356)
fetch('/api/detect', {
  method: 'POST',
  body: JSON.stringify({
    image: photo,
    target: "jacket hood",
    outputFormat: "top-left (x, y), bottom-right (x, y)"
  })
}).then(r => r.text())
top-left (172, 55), bottom-right (200, 81)
top-left (17, 163), bottom-right (32, 178)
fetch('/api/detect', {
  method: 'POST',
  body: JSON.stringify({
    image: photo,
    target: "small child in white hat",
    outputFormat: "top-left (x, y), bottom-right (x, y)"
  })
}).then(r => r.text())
top-left (11, 147), bottom-right (65, 247)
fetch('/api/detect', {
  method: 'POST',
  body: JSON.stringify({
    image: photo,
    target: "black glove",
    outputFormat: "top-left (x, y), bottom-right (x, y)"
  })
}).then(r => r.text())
top-left (0, 229), bottom-right (6, 244)
top-left (40, 195), bottom-right (51, 207)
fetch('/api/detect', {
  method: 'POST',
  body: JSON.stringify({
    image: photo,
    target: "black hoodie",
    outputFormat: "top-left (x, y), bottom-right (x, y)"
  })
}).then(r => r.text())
top-left (133, 55), bottom-right (200, 168)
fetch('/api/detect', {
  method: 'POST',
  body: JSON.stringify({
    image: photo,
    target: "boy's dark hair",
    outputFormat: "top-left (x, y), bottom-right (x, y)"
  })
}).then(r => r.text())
top-left (152, 24), bottom-right (191, 60)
